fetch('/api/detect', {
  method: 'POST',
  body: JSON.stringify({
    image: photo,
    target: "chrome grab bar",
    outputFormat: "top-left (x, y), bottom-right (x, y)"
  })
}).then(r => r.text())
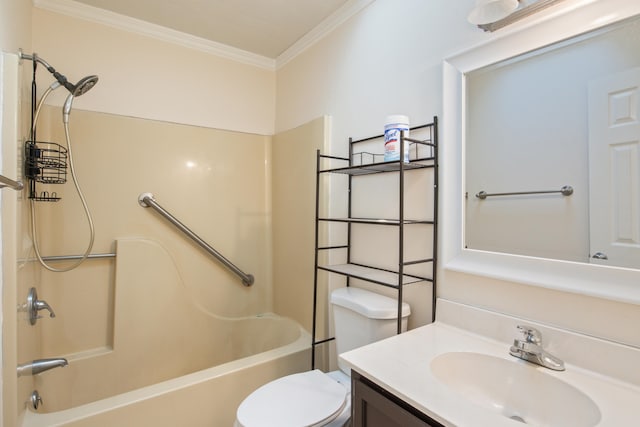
top-left (138, 193), bottom-right (254, 287)
top-left (476, 185), bottom-right (573, 200)
top-left (0, 174), bottom-right (24, 191)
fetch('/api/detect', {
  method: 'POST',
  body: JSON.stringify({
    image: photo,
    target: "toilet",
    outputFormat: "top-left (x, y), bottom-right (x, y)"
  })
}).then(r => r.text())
top-left (234, 286), bottom-right (411, 427)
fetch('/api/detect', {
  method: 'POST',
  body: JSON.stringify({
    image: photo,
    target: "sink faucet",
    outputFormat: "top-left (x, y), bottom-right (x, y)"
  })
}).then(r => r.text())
top-left (509, 325), bottom-right (565, 371)
top-left (17, 358), bottom-right (69, 377)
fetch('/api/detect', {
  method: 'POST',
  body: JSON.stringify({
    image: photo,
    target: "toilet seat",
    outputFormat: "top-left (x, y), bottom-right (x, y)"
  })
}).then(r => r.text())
top-left (235, 370), bottom-right (348, 427)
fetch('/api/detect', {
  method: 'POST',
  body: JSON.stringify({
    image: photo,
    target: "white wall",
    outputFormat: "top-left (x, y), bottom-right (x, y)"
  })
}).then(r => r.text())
top-left (276, 0), bottom-right (640, 347)
top-left (276, 0), bottom-right (483, 150)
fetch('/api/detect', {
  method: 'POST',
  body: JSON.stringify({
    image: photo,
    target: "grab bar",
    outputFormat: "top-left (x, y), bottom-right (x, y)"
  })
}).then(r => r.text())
top-left (0, 174), bottom-right (24, 191)
top-left (475, 185), bottom-right (573, 199)
top-left (138, 193), bottom-right (254, 287)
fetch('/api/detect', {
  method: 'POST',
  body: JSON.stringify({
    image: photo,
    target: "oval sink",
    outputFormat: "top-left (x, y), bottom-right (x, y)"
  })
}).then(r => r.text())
top-left (430, 352), bottom-right (600, 426)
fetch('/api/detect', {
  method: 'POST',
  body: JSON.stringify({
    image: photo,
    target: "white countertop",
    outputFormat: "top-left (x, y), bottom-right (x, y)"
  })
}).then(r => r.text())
top-left (339, 321), bottom-right (640, 426)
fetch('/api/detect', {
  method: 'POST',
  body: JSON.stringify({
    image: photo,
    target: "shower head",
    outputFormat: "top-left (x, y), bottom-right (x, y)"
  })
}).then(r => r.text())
top-left (62, 76), bottom-right (99, 124)
top-left (55, 73), bottom-right (99, 97)
top-left (71, 75), bottom-right (99, 97)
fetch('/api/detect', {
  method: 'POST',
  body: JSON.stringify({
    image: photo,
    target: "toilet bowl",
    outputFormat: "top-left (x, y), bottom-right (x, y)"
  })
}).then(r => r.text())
top-left (234, 370), bottom-right (351, 427)
top-left (234, 287), bottom-right (410, 427)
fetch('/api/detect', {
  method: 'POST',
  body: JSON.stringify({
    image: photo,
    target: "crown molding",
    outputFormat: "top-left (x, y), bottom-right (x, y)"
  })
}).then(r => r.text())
top-left (276, 0), bottom-right (376, 69)
top-left (33, 0), bottom-right (276, 70)
top-left (33, 0), bottom-right (376, 71)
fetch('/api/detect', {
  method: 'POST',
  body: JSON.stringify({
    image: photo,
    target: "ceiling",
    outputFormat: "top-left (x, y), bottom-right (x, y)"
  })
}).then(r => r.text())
top-left (70, 0), bottom-right (353, 59)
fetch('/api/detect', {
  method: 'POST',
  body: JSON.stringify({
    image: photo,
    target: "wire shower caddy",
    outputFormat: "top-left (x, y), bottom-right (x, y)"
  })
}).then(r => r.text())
top-left (25, 140), bottom-right (68, 201)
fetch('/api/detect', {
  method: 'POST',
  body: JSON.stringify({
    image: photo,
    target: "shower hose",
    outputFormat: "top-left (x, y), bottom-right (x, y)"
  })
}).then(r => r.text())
top-left (30, 83), bottom-right (95, 272)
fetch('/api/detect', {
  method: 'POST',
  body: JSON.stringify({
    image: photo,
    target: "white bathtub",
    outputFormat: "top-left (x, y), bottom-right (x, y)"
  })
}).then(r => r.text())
top-left (19, 239), bottom-right (311, 426)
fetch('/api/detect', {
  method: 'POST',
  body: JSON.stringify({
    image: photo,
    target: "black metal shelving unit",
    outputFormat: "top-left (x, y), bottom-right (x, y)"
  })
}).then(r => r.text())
top-left (311, 117), bottom-right (438, 369)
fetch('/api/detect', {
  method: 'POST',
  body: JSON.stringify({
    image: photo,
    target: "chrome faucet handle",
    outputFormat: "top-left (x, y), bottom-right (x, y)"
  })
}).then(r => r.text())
top-left (516, 325), bottom-right (542, 345)
top-left (26, 287), bottom-right (56, 325)
top-left (35, 300), bottom-right (56, 317)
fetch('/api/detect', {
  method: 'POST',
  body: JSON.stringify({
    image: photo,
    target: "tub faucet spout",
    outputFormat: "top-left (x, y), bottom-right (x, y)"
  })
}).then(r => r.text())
top-left (17, 358), bottom-right (68, 377)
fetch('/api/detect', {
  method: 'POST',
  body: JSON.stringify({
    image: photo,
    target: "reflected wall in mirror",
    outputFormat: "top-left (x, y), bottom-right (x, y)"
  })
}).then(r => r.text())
top-left (465, 16), bottom-right (640, 270)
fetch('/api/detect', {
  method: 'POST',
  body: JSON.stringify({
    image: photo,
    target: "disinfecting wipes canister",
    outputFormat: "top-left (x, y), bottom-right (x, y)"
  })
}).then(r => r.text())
top-left (384, 115), bottom-right (410, 162)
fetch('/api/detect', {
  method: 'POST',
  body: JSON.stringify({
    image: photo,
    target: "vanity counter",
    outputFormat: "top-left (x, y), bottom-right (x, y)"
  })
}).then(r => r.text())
top-left (340, 305), bottom-right (640, 426)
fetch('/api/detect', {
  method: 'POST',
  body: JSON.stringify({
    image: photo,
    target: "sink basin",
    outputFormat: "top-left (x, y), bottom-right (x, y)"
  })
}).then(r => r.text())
top-left (430, 352), bottom-right (601, 426)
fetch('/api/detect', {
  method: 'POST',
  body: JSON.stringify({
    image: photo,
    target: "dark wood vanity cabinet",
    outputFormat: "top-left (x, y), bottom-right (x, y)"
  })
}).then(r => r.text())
top-left (351, 371), bottom-right (445, 427)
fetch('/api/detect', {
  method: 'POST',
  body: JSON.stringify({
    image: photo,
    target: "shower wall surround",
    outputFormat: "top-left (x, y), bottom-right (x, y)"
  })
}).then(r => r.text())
top-left (13, 106), bottom-right (272, 421)
top-left (33, 105), bottom-right (273, 319)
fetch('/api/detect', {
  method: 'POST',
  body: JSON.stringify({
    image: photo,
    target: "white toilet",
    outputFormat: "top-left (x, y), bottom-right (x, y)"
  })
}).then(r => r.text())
top-left (234, 287), bottom-right (411, 427)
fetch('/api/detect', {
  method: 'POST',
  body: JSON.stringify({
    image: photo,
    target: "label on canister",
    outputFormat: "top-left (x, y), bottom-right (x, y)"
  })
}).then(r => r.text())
top-left (384, 115), bottom-right (410, 162)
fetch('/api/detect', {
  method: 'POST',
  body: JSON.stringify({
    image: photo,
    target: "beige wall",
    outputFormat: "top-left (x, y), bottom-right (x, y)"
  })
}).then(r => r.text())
top-left (0, 0), bottom-right (31, 53)
top-left (2, 0), bottom-right (33, 424)
top-left (31, 8), bottom-right (276, 136)
top-left (1, 52), bottom-right (20, 427)
top-left (272, 116), bottom-right (328, 331)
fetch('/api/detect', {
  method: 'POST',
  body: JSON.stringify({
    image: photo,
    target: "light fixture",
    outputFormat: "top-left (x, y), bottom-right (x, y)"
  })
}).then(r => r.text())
top-left (468, 0), bottom-right (519, 26)
top-left (468, 0), bottom-right (567, 32)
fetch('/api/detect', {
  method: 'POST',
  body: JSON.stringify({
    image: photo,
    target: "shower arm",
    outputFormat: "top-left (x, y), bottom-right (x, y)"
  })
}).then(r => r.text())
top-left (20, 51), bottom-right (77, 94)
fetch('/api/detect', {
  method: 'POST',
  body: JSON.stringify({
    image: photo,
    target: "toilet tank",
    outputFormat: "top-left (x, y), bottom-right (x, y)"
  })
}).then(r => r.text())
top-left (330, 287), bottom-right (410, 373)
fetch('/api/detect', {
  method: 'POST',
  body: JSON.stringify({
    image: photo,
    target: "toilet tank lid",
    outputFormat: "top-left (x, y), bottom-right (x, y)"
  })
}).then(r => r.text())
top-left (330, 287), bottom-right (410, 319)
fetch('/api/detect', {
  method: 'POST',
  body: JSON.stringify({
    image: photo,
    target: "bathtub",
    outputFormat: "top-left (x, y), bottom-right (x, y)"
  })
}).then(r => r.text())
top-left (19, 239), bottom-right (311, 426)
top-left (21, 314), bottom-right (310, 427)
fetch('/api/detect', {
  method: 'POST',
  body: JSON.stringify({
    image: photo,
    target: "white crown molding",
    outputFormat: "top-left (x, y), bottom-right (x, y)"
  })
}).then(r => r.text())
top-left (33, 0), bottom-right (277, 70)
top-left (33, 0), bottom-right (376, 71)
top-left (276, 0), bottom-right (376, 69)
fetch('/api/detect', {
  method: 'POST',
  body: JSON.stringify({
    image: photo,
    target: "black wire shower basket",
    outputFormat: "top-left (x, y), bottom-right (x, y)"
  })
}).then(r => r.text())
top-left (25, 141), bottom-right (67, 201)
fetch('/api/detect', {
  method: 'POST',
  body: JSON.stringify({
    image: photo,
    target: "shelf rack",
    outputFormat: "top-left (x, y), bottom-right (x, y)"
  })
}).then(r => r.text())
top-left (311, 117), bottom-right (438, 369)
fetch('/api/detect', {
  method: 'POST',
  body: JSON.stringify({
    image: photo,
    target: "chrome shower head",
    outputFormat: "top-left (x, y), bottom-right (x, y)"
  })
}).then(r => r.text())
top-left (54, 73), bottom-right (99, 97)
top-left (72, 75), bottom-right (99, 97)
top-left (62, 76), bottom-right (99, 124)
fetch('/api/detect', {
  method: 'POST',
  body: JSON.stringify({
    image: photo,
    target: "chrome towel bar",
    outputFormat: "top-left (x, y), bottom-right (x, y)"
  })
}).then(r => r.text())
top-left (138, 192), bottom-right (254, 287)
top-left (0, 174), bottom-right (24, 191)
top-left (19, 253), bottom-right (116, 263)
top-left (476, 185), bottom-right (573, 200)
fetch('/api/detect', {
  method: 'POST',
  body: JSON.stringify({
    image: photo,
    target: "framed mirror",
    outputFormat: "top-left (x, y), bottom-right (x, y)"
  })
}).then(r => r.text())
top-left (465, 14), bottom-right (640, 269)
top-left (442, 0), bottom-right (640, 305)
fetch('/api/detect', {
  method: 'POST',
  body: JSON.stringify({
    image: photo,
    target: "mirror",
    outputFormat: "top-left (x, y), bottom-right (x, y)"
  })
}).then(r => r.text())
top-left (442, 0), bottom-right (640, 305)
top-left (465, 15), bottom-right (640, 270)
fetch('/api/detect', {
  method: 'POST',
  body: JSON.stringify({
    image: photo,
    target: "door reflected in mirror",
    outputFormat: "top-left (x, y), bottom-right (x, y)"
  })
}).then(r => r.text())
top-left (465, 16), bottom-right (640, 270)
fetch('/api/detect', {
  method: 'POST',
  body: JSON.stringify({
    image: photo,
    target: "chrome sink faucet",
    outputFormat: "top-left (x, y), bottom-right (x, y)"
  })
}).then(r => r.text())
top-left (509, 325), bottom-right (565, 371)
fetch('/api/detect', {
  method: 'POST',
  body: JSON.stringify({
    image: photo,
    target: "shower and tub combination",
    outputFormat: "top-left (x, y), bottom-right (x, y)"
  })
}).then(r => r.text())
top-left (17, 238), bottom-right (308, 426)
top-left (17, 51), bottom-right (100, 384)
top-left (13, 53), bottom-right (310, 426)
